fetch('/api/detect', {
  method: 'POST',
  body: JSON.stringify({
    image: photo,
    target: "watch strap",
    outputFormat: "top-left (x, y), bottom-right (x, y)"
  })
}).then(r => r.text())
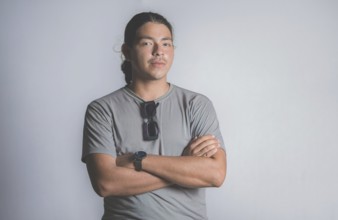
top-left (134, 159), bottom-right (142, 171)
top-left (133, 151), bottom-right (147, 171)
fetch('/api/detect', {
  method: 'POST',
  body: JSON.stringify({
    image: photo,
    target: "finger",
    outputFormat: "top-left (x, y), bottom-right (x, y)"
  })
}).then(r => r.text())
top-left (193, 138), bottom-right (220, 155)
top-left (196, 143), bottom-right (220, 157)
top-left (194, 140), bottom-right (219, 156)
top-left (190, 135), bottom-right (217, 150)
top-left (185, 135), bottom-right (219, 156)
top-left (201, 147), bottom-right (219, 158)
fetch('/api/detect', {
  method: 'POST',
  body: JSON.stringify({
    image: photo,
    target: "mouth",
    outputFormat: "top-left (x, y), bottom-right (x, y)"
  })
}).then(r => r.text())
top-left (149, 59), bottom-right (166, 67)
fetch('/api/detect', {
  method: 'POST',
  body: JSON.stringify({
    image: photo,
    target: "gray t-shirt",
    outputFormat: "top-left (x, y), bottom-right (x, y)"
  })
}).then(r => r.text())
top-left (82, 84), bottom-right (225, 220)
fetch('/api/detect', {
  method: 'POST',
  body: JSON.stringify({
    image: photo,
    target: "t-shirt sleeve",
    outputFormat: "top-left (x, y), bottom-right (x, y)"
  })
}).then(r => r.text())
top-left (81, 101), bottom-right (116, 163)
top-left (189, 96), bottom-right (225, 150)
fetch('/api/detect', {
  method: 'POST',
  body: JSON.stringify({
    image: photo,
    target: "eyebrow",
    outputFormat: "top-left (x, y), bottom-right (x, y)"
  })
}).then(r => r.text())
top-left (136, 36), bottom-right (173, 42)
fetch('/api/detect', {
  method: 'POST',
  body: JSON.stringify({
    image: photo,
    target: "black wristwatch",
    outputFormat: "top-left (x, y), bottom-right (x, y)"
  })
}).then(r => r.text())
top-left (133, 151), bottom-right (147, 171)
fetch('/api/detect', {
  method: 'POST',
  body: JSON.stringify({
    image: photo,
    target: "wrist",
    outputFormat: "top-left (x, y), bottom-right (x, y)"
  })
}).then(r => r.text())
top-left (133, 151), bottom-right (147, 171)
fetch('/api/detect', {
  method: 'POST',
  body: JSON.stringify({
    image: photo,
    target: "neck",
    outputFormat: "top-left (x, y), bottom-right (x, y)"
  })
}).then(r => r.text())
top-left (128, 80), bottom-right (170, 101)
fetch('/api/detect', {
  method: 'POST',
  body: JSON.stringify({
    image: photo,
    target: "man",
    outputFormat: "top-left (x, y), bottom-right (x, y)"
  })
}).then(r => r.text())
top-left (82, 12), bottom-right (227, 220)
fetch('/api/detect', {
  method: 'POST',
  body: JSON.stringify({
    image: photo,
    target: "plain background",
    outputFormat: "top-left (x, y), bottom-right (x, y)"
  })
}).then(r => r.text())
top-left (1, 0), bottom-right (337, 219)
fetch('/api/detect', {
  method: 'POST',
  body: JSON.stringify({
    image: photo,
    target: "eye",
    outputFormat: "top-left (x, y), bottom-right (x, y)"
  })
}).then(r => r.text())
top-left (163, 42), bottom-right (172, 47)
top-left (140, 41), bottom-right (153, 46)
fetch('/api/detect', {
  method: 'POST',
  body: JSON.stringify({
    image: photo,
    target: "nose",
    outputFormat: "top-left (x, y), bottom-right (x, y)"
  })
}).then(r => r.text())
top-left (152, 43), bottom-right (163, 56)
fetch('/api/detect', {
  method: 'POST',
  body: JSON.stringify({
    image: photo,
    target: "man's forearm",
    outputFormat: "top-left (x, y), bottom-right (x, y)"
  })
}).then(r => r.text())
top-left (86, 154), bottom-right (171, 197)
top-left (100, 166), bottom-right (171, 197)
top-left (141, 149), bottom-right (226, 188)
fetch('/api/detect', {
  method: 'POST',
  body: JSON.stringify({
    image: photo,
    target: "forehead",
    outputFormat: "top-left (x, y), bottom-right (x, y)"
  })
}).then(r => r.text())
top-left (135, 22), bottom-right (172, 40)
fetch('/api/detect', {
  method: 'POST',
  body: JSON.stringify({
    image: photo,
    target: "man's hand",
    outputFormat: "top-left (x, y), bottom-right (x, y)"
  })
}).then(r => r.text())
top-left (182, 135), bottom-right (221, 158)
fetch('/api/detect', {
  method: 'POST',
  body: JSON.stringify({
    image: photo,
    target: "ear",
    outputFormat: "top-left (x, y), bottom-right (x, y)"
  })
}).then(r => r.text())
top-left (122, 44), bottom-right (131, 61)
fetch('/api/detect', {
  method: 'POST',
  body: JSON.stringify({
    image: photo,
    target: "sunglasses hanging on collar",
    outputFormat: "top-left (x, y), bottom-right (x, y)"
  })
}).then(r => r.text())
top-left (140, 101), bottom-right (159, 141)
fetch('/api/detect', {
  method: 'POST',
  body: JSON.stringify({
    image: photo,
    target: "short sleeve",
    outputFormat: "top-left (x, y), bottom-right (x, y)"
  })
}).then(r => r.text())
top-left (189, 96), bottom-right (225, 150)
top-left (81, 101), bottom-right (116, 163)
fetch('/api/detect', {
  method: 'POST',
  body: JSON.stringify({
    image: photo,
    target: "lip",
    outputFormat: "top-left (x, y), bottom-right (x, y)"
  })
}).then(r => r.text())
top-left (149, 59), bottom-right (165, 63)
top-left (149, 59), bottom-right (166, 67)
top-left (151, 62), bottom-right (165, 65)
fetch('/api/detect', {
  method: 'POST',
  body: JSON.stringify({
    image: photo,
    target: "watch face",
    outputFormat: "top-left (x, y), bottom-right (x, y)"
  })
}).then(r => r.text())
top-left (135, 151), bottom-right (147, 159)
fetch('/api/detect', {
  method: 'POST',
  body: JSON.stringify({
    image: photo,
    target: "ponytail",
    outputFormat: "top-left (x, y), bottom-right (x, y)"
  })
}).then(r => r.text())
top-left (121, 60), bottom-right (132, 85)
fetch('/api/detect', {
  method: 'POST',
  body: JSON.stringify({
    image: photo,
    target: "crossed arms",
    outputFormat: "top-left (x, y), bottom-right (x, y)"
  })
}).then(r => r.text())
top-left (85, 135), bottom-right (227, 197)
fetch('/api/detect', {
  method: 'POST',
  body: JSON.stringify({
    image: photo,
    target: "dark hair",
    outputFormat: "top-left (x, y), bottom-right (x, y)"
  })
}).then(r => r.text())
top-left (121, 12), bottom-right (173, 85)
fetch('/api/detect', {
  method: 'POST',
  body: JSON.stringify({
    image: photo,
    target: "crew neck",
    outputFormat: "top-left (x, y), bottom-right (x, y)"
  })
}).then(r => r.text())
top-left (123, 83), bottom-right (174, 103)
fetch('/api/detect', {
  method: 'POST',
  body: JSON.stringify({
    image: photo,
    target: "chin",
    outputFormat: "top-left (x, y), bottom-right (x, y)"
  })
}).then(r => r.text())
top-left (148, 76), bottom-right (166, 81)
top-left (147, 71), bottom-right (168, 80)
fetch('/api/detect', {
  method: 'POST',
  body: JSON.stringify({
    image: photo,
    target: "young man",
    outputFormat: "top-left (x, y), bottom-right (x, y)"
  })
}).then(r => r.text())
top-left (82, 12), bottom-right (227, 220)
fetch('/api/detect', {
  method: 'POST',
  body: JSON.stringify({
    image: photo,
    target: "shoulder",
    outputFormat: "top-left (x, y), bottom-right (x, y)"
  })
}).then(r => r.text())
top-left (86, 87), bottom-right (128, 115)
top-left (171, 84), bottom-right (212, 105)
top-left (87, 87), bottom-right (127, 108)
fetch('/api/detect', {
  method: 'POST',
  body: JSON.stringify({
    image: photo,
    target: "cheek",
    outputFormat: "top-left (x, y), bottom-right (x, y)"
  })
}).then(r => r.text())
top-left (136, 55), bottom-right (150, 67)
top-left (166, 51), bottom-right (174, 63)
top-left (137, 50), bottom-right (152, 60)
top-left (131, 52), bottom-right (148, 66)
top-left (166, 48), bottom-right (174, 57)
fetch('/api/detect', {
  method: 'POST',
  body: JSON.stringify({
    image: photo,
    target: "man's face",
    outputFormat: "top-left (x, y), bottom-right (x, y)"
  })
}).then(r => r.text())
top-left (128, 22), bottom-right (174, 82)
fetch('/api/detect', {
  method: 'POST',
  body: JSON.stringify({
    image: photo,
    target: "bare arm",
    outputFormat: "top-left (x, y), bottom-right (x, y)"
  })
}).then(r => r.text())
top-left (85, 154), bottom-right (171, 197)
top-left (117, 135), bottom-right (227, 188)
top-left (86, 135), bottom-right (225, 197)
top-left (143, 149), bottom-right (226, 188)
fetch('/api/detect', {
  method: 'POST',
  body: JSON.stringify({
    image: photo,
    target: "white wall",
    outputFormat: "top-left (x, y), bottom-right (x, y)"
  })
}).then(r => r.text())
top-left (1, 1), bottom-right (337, 219)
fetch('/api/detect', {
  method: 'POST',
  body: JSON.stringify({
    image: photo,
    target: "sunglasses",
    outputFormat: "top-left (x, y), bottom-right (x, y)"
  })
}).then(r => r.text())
top-left (141, 101), bottom-right (159, 141)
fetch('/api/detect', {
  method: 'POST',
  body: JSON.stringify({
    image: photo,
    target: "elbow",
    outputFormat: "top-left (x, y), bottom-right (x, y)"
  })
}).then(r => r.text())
top-left (211, 170), bottom-right (226, 187)
top-left (210, 164), bottom-right (227, 187)
top-left (93, 180), bottom-right (128, 197)
top-left (93, 180), bottom-right (120, 197)
top-left (210, 150), bottom-right (227, 187)
top-left (93, 182), bottom-right (111, 197)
